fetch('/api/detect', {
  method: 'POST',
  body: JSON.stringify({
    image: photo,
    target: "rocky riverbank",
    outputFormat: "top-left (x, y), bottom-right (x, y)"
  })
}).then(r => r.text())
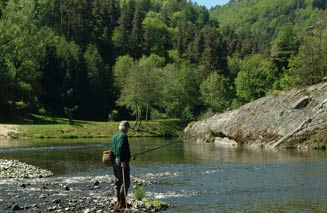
top-left (185, 82), bottom-right (327, 149)
top-left (0, 159), bottom-right (53, 178)
top-left (0, 160), bottom-right (170, 212)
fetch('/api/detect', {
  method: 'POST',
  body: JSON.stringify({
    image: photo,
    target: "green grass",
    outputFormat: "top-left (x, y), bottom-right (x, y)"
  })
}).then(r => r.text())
top-left (133, 185), bottom-right (145, 201)
top-left (12, 114), bottom-right (185, 139)
top-left (144, 199), bottom-right (169, 211)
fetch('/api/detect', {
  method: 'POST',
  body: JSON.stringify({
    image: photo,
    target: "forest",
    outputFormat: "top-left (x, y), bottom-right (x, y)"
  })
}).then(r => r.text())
top-left (0, 0), bottom-right (327, 122)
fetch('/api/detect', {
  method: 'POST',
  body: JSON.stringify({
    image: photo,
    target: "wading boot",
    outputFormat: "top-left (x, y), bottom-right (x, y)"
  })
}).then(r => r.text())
top-left (119, 190), bottom-right (126, 209)
top-left (115, 190), bottom-right (121, 209)
top-left (119, 187), bottom-right (127, 209)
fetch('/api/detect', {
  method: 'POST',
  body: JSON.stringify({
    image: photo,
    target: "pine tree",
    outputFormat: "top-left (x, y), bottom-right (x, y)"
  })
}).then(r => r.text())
top-left (129, 4), bottom-right (144, 59)
top-left (271, 24), bottom-right (299, 76)
top-left (115, 0), bottom-right (134, 55)
top-left (92, 0), bottom-right (119, 64)
top-left (189, 30), bottom-right (204, 64)
top-left (201, 27), bottom-right (228, 77)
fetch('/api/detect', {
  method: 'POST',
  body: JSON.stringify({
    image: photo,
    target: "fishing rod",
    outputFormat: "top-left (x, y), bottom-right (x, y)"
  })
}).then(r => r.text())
top-left (132, 139), bottom-right (181, 160)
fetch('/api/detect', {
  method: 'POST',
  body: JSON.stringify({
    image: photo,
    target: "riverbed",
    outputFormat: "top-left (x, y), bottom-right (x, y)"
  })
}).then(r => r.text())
top-left (1, 138), bottom-right (327, 212)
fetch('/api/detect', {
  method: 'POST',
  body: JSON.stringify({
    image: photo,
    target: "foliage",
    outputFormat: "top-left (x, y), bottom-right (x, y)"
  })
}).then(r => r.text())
top-left (313, 141), bottom-right (326, 150)
top-left (235, 54), bottom-right (277, 103)
top-left (144, 199), bottom-right (168, 211)
top-left (200, 72), bottom-right (232, 112)
top-left (1, 0), bottom-right (327, 122)
top-left (201, 27), bottom-right (228, 76)
top-left (271, 24), bottom-right (299, 75)
top-left (114, 54), bottom-right (165, 121)
top-left (142, 11), bottom-right (171, 57)
top-left (133, 185), bottom-right (145, 201)
top-left (212, 0), bottom-right (324, 54)
top-left (0, 0), bottom-right (52, 113)
top-left (83, 44), bottom-right (113, 119)
top-left (161, 60), bottom-right (201, 119)
top-left (285, 18), bottom-right (327, 87)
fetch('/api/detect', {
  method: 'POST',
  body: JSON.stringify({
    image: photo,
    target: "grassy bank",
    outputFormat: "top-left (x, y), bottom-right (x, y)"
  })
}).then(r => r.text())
top-left (9, 115), bottom-right (185, 139)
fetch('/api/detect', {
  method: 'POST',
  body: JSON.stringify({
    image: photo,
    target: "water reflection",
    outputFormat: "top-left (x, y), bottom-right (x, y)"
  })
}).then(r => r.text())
top-left (0, 138), bottom-right (327, 175)
top-left (183, 141), bottom-right (327, 164)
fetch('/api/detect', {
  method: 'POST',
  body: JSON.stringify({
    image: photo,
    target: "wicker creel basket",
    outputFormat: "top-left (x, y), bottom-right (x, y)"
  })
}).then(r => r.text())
top-left (102, 150), bottom-right (113, 167)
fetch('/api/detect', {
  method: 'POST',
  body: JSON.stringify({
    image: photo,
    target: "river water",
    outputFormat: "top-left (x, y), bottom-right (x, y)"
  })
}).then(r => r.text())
top-left (1, 138), bottom-right (327, 212)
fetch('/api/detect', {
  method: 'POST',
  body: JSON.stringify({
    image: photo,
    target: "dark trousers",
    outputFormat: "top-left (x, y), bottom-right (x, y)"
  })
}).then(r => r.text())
top-left (113, 161), bottom-right (130, 192)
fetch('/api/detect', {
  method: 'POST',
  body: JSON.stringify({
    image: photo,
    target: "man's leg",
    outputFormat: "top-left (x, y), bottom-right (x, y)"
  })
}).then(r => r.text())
top-left (113, 163), bottom-right (122, 208)
top-left (119, 163), bottom-right (130, 208)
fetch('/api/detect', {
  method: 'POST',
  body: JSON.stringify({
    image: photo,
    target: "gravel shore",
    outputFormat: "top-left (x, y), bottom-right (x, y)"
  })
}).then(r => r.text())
top-left (0, 159), bottom-right (53, 178)
top-left (0, 159), bottom-right (170, 212)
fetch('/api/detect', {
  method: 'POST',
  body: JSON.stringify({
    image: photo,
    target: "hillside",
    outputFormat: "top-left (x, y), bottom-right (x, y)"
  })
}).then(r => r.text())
top-left (1, 0), bottom-right (327, 123)
top-left (211, 0), bottom-right (325, 53)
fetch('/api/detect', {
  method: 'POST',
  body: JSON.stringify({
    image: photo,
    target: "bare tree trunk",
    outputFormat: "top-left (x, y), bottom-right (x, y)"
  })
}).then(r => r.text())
top-left (64, 106), bottom-right (78, 125)
top-left (134, 105), bottom-right (142, 131)
top-left (145, 106), bottom-right (148, 121)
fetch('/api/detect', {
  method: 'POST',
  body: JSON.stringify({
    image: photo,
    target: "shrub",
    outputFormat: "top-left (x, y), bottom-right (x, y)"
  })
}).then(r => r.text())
top-left (314, 141), bottom-right (326, 150)
top-left (133, 185), bottom-right (145, 201)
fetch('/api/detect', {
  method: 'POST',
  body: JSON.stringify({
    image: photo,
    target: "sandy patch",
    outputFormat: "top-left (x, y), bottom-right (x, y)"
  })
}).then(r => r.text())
top-left (0, 124), bottom-right (19, 137)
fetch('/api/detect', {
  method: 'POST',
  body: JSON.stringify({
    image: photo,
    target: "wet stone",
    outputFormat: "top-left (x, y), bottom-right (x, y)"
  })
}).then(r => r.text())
top-left (39, 194), bottom-right (47, 199)
top-left (11, 203), bottom-right (23, 211)
top-left (63, 185), bottom-right (70, 191)
top-left (20, 183), bottom-right (27, 188)
top-left (0, 163), bottom-right (170, 212)
top-left (93, 186), bottom-right (101, 190)
top-left (52, 199), bottom-right (61, 204)
top-left (47, 206), bottom-right (57, 211)
top-left (0, 159), bottom-right (53, 178)
top-left (32, 204), bottom-right (39, 208)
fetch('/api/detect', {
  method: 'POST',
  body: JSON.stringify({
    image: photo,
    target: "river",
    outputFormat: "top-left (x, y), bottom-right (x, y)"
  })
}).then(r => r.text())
top-left (1, 138), bottom-right (327, 212)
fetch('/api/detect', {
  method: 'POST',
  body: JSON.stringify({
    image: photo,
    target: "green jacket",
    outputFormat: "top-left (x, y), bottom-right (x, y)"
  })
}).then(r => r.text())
top-left (111, 131), bottom-right (131, 162)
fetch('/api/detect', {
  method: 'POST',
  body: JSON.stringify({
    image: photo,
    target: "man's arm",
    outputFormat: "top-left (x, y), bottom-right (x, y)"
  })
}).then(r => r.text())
top-left (120, 135), bottom-right (131, 168)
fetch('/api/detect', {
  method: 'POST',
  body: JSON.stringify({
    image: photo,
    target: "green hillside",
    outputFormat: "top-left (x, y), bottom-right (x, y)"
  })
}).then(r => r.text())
top-left (211, 0), bottom-right (325, 53)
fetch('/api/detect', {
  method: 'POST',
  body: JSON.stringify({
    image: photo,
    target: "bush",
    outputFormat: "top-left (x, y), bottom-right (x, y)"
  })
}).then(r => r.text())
top-left (314, 141), bottom-right (326, 150)
top-left (199, 108), bottom-right (215, 120)
top-left (150, 109), bottom-right (168, 120)
top-left (133, 185), bottom-right (145, 201)
top-left (144, 199), bottom-right (169, 211)
top-left (38, 107), bottom-right (47, 115)
top-left (108, 110), bottom-right (118, 121)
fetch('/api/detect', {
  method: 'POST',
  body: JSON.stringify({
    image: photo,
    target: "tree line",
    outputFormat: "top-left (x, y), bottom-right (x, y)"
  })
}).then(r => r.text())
top-left (0, 0), bottom-right (327, 122)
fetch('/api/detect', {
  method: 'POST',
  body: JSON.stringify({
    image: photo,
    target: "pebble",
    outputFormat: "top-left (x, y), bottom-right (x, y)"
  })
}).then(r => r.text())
top-left (52, 199), bottom-right (61, 204)
top-left (11, 203), bottom-right (23, 211)
top-left (63, 185), bottom-right (70, 191)
top-left (93, 186), bottom-right (101, 190)
top-left (32, 204), bottom-right (39, 208)
top-left (0, 159), bottom-right (170, 212)
top-left (0, 159), bottom-right (53, 178)
top-left (39, 194), bottom-right (47, 199)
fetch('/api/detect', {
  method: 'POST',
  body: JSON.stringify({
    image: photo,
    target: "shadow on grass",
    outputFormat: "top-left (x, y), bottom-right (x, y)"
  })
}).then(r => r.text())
top-left (6, 113), bottom-right (94, 125)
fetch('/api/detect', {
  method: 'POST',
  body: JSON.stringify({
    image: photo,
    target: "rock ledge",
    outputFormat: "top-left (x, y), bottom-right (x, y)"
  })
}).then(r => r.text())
top-left (185, 82), bottom-right (327, 148)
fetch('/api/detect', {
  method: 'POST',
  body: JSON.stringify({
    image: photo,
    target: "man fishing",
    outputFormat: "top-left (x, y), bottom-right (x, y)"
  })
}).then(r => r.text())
top-left (111, 121), bottom-right (131, 209)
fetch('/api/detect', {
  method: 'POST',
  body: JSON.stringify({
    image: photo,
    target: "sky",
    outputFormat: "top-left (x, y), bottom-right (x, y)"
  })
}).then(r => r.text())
top-left (193, 0), bottom-right (230, 8)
